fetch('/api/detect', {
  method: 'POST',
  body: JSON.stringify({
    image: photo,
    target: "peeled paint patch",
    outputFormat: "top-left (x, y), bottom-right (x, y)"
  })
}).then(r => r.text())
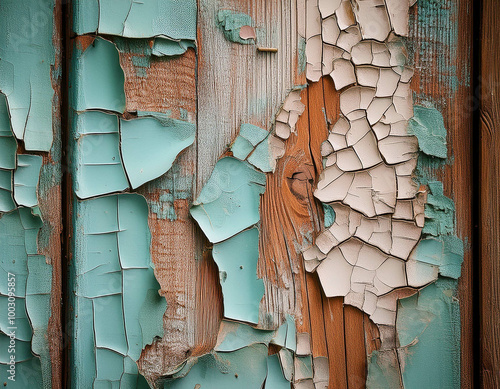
top-left (217, 10), bottom-right (255, 44)
top-left (423, 181), bottom-right (455, 236)
top-left (73, 111), bottom-right (129, 199)
top-left (0, 94), bottom-right (17, 170)
top-left (410, 236), bottom-right (463, 280)
top-left (0, 0), bottom-right (55, 151)
top-left (152, 38), bottom-right (196, 57)
top-left (212, 228), bottom-right (264, 324)
top-left (265, 354), bottom-right (291, 389)
top-left (72, 194), bottom-right (166, 388)
top-left (190, 157), bottom-right (266, 243)
top-left (396, 279), bottom-right (460, 389)
top-left (120, 114), bottom-right (195, 189)
top-left (72, 37), bottom-right (126, 113)
top-left (408, 106), bottom-right (447, 159)
top-left (73, 0), bottom-right (197, 41)
top-left (215, 320), bottom-right (275, 352)
top-left (0, 209), bottom-right (51, 387)
top-left (163, 345), bottom-right (268, 389)
top-left (14, 155), bottom-right (43, 208)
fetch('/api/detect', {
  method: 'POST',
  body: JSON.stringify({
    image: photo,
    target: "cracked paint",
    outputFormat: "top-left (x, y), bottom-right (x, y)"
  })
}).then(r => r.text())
top-left (0, 209), bottom-right (52, 388)
top-left (73, 0), bottom-right (196, 42)
top-left (71, 194), bottom-right (166, 388)
top-left (0, 0), bottom-right (56, 151)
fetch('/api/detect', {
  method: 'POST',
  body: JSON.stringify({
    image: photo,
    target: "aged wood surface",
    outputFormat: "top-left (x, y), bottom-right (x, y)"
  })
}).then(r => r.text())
top-left (480, 0), bottom-right (500, 385)
top-left (409, 1), bottom-right (474, 387)
top-left (54, 0), bottom-right (477, 387)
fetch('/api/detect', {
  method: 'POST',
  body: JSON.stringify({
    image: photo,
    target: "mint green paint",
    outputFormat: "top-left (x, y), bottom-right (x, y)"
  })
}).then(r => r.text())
top-left (190, 157), bottom-right (266, 243)
top-left (397, 279), bottom-right (460, 389)
top-left (212, 228), bottom-right (264, 324)
top-left (412, 236), bottom-right (463, 280)
top-left (424, 181), bottom-right (455, 236)
top-left (0, 169), bottom-right (15, 212)
top-left (247, 135), bottom-right (274, 173)
top-left (163, 345), bottom-right (268, 389)
top-left (408, 106), bottom-right (447, 159)
top-left (323, 203), bottom-right (335, 228)
top-left (366, 350), bottom-right (402, 389)
top-left (217, 10), bottom-right (254, 45)
top-left (152, 38), bottom-right (196, 57)
top-left (231, 123), bottom-right (268, 161)
top-left (0, 0), bottom-right (55, 151)
top-left (0, 94), bottom-right (16, 170)
top-left (73, 0), bottom-right (197, 41)
top-left (265, 354), bottom-right (291, 389)
top-left (72, 111), bottom-right (129, 199)
top-left (0, 209), bottom-right (52, 387)
top-left (296, 355), bottom-right (313, 380)
top-left (72, 37), bottom-right (126, 113)
top-left (120, 115), bottom-right (195, 189)
top-left (215, 321), bottom-right (275, 352)
top-left (71, 194), bottom-right (166, 388)
top-left (14, 155), bottom-right (43, 208)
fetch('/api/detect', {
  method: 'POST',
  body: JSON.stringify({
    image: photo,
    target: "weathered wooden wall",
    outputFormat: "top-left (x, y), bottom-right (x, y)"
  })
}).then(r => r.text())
top-left (480, 0), bottom-right (500, 386)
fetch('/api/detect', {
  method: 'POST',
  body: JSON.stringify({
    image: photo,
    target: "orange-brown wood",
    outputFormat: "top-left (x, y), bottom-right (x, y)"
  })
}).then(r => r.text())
top-left (480, 0), bottom-right (500, 385)
top-left (409, 1), bottom-right (474, 387)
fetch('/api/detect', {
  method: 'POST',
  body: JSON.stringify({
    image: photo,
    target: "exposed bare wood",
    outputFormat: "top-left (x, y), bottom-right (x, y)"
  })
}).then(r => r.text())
top-left (480, 0), bottom-right (500, 385)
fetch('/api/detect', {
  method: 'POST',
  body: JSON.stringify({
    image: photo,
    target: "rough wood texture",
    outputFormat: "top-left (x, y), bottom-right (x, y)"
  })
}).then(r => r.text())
top-left (409, 1), bottom-right (474, 387)
top-left (480, 0), bottom-right (500, 385)
top-left (47, 1), bottom-right (63, 387)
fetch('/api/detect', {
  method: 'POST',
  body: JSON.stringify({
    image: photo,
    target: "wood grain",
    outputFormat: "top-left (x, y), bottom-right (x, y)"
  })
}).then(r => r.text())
top-left (409, 1), bottom-right (474, 387)
top-left (480, 0), bottom-right (500, 385)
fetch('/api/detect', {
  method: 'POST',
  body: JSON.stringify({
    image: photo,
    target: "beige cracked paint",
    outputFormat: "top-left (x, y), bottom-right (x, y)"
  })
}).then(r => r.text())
top-left (302, 0), bottom-right (427, 349)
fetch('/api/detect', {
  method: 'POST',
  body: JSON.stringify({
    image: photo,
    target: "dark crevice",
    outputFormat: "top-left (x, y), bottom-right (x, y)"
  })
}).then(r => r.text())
top-left (60, 0), bottom-right (72, 388)
top-left (471, 0), bottom-right (482, 387)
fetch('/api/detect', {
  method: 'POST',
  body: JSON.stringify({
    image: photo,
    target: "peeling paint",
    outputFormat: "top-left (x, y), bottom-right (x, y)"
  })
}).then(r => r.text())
top-left (73, 0), bottom-right (197, 41)
top-left (0, 209), bottom-right (51, 387)
top-left (0, 0), bottom-right (55, 151)
top-left (71, 194), bottom-right (166, 388)
top-left (190, 157), bottom-right (266, 243)
top-left (217, 10), bottom-right (255, 45)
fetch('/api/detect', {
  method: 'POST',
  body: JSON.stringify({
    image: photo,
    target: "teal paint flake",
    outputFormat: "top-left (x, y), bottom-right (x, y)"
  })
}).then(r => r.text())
top-left (295, 355), bottom-right (313, 380)
top-left (408, 106), bottom-right (447, 159)
top-left (120, 115), bottom-right (195, 189)
top-left (265, 354), bottom-right (291, 389)
top-left (0, 0), bottom-right (55, 151)
top-left (73, 0), bottom-right (197, 41)
top-left (73, 111), bottom-right (129, 199)
top-left (323, 203), bottom-right (335, 228)
top-left (0, 94), bottom-right (16, 170)
top-left (0, 209), bottom-right (51, 387)
top-left (298, 36), bottom-right (307, 75)
top-left (212, 228), bottom-right (264, 324)
top-left (72, 194), bottom-right (166, 388)
top-left (72, 37), bottom-right (126, 113)
top-left (0, 169), bottom-right (15, 212)
top-left (423, 181), bottom-right (455, 236)
top-left (190, 157), bottom-right (266, 243)
top-left (152, 38), bottom-right (196, 57)
top-left (247, 135), bottom-right (275, 173)
top-left (215, 320), bottom-right (275, 352)
top-left (366, 350), bottom-right (402, 389)
top-left (397, 279), bottom-right (460, 389)
top-left (412, 236), bottom-right (463, 280)
top-left (14, 155), bottom-right (43, 208)
top-left (217, 10), bottom-right (254, 45)
top-left (163, 345), bottom-right (268, 389)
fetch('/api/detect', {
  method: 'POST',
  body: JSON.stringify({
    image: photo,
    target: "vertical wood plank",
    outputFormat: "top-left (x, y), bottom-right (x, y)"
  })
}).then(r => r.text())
top-left (480, 0), bottom-right (500, 385)
top-left (409, 1), bottom-right (474, 386)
